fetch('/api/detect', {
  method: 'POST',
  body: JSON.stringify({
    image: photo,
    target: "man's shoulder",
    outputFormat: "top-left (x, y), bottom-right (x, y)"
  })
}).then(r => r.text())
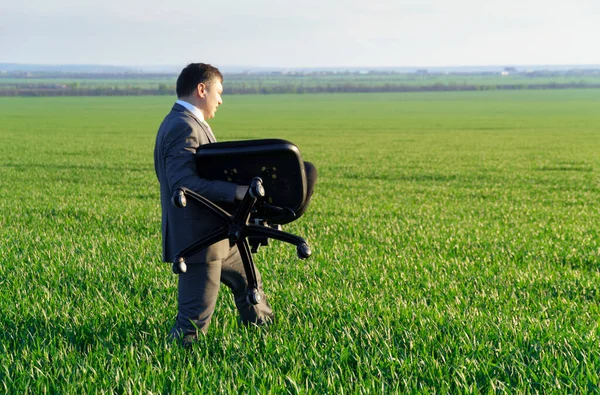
top-left (159, 108), bottom-right (198, 132)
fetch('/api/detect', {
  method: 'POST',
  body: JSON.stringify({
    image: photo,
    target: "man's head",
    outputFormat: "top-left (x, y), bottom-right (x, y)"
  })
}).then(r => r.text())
top-left (176, 63), bottom-right (224, 120)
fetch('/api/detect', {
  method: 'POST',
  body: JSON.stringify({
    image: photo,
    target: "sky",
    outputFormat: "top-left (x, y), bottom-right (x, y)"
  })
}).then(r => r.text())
top-left (1, 0), bottom-right (598, 69)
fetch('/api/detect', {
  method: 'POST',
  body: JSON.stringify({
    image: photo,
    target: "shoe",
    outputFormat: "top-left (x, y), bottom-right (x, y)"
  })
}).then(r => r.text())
top-left (181, 333), bottom-right (198, 348)
top-left (168, 326), bottom-right (197, 348)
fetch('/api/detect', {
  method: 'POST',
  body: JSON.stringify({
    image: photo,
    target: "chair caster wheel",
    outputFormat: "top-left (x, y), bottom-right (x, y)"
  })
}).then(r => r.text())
top-left (246, 288), bottom-right (262, 305)
top-left (172, 257), bottom-right (187, 274)
top-left (250, 177), bottom-right (265, 198)
top-left (171, 189), bottom-right (187, 208)
top-left (297, 243), bottom-right (311, 259)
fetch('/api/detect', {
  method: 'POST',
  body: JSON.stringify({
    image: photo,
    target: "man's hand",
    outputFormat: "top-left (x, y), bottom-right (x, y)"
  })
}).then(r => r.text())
top-left (235, 185), bottom-right (249, 200)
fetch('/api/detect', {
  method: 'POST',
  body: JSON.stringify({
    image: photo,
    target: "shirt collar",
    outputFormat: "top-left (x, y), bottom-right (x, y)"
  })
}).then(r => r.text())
top-left (175, 99), bottom-right (205, 123)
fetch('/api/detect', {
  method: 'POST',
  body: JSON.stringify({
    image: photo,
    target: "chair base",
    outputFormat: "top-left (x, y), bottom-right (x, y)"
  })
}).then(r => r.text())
top-left (171, 178), bottom-right (311, 305)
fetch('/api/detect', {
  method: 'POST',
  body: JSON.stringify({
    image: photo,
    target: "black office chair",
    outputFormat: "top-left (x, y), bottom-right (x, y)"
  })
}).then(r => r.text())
top-left (170, 139), bottom-right (315, 305)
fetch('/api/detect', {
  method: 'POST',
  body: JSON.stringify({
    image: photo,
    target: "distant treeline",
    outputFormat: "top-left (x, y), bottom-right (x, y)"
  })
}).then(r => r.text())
top-left (2, 82), bottom-right (600, 96)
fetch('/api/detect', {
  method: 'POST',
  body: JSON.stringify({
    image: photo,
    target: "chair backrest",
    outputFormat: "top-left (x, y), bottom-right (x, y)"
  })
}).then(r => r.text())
top-left (196, 139), bottom-right (307, 216)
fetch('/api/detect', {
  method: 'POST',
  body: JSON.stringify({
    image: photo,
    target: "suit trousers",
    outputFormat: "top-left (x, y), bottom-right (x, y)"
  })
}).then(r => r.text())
top-left (170, 245), bottom-right (273, 338)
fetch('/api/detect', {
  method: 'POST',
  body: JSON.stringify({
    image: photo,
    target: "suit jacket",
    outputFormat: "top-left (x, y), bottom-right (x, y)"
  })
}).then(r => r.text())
top-left (154, 103), bottom-right (237, 263)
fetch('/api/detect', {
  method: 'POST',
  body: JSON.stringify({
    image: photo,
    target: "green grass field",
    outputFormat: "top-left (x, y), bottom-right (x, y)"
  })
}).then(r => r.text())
top-left (1, 91), bottom-right (599, 392)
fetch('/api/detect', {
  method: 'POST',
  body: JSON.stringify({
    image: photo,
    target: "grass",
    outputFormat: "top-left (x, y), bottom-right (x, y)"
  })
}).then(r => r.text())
top-left (0, 90), bottom-right (599, 392)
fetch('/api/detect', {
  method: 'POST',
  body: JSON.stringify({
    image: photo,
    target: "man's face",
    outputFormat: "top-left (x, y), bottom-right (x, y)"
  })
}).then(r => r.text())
top-left (199, 79), bottom-right (223, 120)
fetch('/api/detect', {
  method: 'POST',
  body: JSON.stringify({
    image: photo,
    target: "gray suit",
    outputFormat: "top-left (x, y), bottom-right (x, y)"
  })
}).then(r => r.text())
top-left (154, 103), bottom-right (273, 338)
top-left (154, 103), bottom-right (236, 264)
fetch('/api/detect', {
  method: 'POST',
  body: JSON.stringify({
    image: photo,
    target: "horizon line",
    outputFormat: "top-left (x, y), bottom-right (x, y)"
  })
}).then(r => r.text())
top-left (2, 62), bottom-right (600, 70)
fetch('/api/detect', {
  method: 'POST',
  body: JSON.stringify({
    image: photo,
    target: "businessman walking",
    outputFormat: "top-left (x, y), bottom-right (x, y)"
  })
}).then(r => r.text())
top-left (154, 63), bottom-right (273, 344)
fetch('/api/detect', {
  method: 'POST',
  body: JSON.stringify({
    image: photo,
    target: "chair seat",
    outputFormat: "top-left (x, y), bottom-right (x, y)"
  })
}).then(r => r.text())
top-left (196, 139), bottom-right (308, 222)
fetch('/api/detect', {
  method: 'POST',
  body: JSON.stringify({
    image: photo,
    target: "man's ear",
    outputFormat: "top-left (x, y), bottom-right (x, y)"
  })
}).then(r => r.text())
top-left (196, 83), bottom-right (206, 98)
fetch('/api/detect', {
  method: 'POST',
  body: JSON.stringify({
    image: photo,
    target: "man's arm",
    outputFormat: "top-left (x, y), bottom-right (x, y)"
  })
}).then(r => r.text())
top-left (162, 121), bottom-right (238, 203)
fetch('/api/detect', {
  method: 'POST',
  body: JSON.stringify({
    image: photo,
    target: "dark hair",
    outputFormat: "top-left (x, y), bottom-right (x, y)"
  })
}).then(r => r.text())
top-left (176, 63), bottom-right (223, 98)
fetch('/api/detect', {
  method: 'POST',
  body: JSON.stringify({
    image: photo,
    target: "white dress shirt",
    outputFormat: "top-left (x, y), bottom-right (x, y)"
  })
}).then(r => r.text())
top-left (176, 99), bottom-right (205, 122)
top-left (175, 99), bottom-right (216, 142)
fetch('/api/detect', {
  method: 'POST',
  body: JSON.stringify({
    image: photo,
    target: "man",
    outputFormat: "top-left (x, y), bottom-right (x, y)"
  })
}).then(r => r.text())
top-left (154, 63), bottom-right (273, 343)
